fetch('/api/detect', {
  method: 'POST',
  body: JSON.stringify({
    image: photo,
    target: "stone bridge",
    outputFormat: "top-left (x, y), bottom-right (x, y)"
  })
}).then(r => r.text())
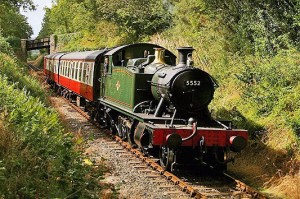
top-left (21, 35), bottom-right (57, 58)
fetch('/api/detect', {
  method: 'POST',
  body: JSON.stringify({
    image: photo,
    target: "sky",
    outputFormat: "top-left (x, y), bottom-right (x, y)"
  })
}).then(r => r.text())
top-left (20, 0), bottom-right (53, 39)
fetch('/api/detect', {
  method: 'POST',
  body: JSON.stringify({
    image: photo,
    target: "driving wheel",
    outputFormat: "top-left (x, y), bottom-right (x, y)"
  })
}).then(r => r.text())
top-left (159, 146), bottom-right (175, 171)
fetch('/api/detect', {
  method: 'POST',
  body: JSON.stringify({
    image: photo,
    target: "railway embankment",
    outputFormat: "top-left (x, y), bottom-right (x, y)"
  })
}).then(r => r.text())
top-left (0, 37), bottom-right (103, 198)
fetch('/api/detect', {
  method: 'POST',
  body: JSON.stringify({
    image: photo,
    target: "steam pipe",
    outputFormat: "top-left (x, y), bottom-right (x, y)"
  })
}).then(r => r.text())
top-left (154, 96), bottom-right (165, 117)
top-left (182, 122), bottom-right (198, 141)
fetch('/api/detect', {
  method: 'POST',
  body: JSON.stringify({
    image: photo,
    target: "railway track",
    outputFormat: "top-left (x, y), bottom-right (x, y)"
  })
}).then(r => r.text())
top-left (62, 96), bottom-right (268, 199)
top-left (27, 63), bottom-right (41, 71)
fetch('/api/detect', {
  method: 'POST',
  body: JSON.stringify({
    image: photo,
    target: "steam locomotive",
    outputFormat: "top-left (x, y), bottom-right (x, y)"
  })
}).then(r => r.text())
top-left (44, 43), bottom-right (248, 171)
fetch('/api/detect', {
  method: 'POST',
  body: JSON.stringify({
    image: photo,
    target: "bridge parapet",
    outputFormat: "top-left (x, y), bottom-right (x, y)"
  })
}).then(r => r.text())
top-left (21, 36), bottom-right (55, 59)
top-left (26, 37), bottom-right (50, 51)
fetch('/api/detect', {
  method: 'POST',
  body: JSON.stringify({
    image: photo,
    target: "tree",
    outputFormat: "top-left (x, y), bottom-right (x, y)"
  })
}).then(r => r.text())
top-left (38, 8), bottom-right (51, 38)
top-left (0, 4), bottom-right (33, 38)
top-left (203, 0), bottom-right (300, 55)
top-left (1, 0), bottom-right (35, 11)
top-left (96, 0), bottom-right (172, 41)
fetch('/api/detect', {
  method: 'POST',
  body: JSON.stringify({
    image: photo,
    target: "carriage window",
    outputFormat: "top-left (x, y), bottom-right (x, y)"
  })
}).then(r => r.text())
top-left (65, 62), bottom-right (68, 77)
top-left (86, 63), bottom-right (90, 84)
top-left (89, 63), bottom-right (94, 85)
top-left (64, 62), bottom-right (66, 77)
top-left (69, 62), bottom-right (72, 77)
top-left (63, 62), bottom-right (65, 76)
top-left (65, 62), bottom-right (68, 76)
top-left (78, 62), bottom-right (82, 81)
top-left (57, 61), bottom-right (60, 73)
top-left (69, 63), bottom-right (72, 78)
top-left (73, 63), bottom-right (76, 79)
top-left (61, 61), bottom-right (64, 76)
top-left (82, 63), bottom-right (87, 84)
top-left (64, 62), bottom-right (68, 76)
top-left (49, 62), bottom-right (52, 72)
top-left (67, 62), bottom-right (70, 77)
top-left (74, 62), bottom-right (78, 81)
top-left (71, 62), bottom-right (74, 79)
top-left (63, 61), bottom-right (66, 76)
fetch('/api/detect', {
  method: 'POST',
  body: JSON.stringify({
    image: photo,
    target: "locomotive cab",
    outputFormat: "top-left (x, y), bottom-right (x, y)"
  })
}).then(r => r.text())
top-left (100, 43), bottom-right (176, 112)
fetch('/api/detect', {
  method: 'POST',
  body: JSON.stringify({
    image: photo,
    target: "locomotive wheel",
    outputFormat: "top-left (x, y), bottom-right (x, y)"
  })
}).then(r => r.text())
top-left (214, 150), bottom-right (227, 172)
top-left (126, 129), bottom-right (135, 146)
top-left (204, 149), bottom-right (227, 173)
top-left (159, 146), bottom-right (175, 171)
top-left (117, 123), bottom-right (128, 140)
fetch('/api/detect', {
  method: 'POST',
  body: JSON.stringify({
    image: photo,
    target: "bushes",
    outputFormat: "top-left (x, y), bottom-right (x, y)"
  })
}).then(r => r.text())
top-left (238, 50), bottom-right (300, 117)
top-left (0, 37), bottom-right (45, 100)
top-left (0, 53), bottom-right (47, 102)
top-left (207, 49), bottom-right (300, 151)
top-left (0, 38), bottom-right (100, 198)
top-left (238, 51), bottom-right (300, 150)
top-left (0, 75), bottom-right (97, 197)
top-left (0, 36), bottom-right (15, 57)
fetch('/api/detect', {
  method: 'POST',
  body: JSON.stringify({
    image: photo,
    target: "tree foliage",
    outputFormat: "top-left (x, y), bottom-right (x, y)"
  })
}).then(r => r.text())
top-left (203, 0), bottom-right (300, 55)
top-left (38, 0), bottom-right (171, 45)
top-left (38, 8), bottom-right (51, 39)
top-left (95, 0), bottom-right (171, 41)
top-left (1, 0), bottom-right (35, 10)
top-left (0, 1), bottom-right (33, 39)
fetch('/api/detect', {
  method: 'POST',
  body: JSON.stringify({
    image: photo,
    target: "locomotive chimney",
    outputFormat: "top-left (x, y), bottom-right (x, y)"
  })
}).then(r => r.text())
top-left (152, 48), bottom-right (166, 64)
top-left (177, 47), bottom-right (194, 67)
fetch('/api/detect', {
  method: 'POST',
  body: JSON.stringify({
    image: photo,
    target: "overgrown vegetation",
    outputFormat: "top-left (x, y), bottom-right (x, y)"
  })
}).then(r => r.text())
top-left (0, 36), bottom-right (102, 198)
top-left (1, 0), bottom-right (300, 197)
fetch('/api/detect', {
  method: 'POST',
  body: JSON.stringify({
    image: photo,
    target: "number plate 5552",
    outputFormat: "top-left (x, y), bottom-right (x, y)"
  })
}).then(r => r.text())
top-left (185, 80), bottom-right (201, 86)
